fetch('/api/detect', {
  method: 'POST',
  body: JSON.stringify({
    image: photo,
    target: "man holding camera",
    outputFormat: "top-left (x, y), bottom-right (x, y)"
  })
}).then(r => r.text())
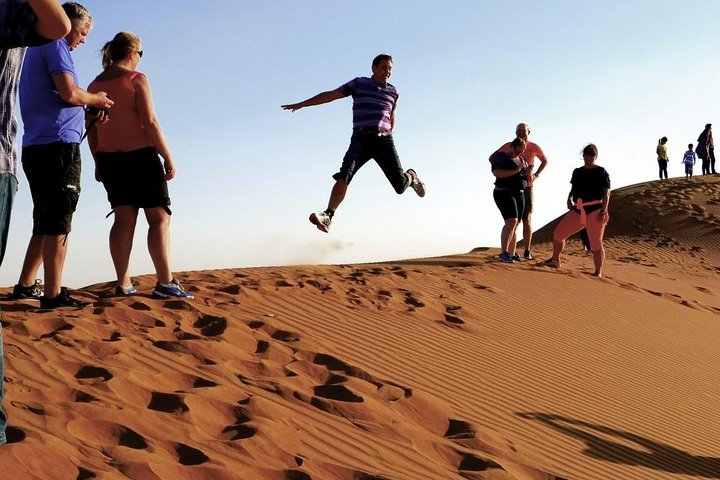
top-left (12, 1), bottom-right (112, 308)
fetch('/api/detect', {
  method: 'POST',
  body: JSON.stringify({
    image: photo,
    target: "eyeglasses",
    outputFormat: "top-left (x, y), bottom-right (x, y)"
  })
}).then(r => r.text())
top-left (137, 50), bottom-right (143, 58)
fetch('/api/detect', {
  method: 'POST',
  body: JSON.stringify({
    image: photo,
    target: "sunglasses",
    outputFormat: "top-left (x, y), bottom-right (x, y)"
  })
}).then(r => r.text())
top-left (137, 50), bottom-right (143, 58)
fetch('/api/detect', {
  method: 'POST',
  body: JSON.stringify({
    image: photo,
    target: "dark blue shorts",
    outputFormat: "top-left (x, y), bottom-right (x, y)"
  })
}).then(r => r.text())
top-left (493, 189), bottom-right (525, 220)
top-left (97, 147), bottom-right (171, 212)
top-left (333, 133), bottom-right (409, 194)
top-left (22, 141), bottom-right (81, 235)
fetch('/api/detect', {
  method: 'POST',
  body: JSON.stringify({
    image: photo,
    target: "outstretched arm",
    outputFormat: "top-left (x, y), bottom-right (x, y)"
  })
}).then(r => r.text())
top-left (28, 0), bottom-right (71, 40)
top-left (281, 88), bottom-right (345, 112)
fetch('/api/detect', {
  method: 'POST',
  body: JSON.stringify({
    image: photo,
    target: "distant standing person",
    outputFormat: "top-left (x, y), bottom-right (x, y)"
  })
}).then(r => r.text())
top-left (14, 2), bottom-right (113, 308)
top-left (545, 144), bottom-right (610, 277)
top-left (656, 137), bottom-right (668, 180)
top-left (489, 137), bottom-right (529, 263)
top-left (682, 143), bottom-right (697, 179)
top-left (0, 0), bottom-right (71, 448)
top-left (696, 124), bottom-right (713, 175)
top-left (281, 54), bottom-right (425, 233)
top-left (493, 123), bottom-right (548, 259)
top-left (88, 32), bottom-right (193, 299)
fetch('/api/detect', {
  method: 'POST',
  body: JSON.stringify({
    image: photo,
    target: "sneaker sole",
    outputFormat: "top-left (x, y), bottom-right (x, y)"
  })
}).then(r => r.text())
top-left (309, 213), bottom-right (329, 233)
top-left (406, 169), bottom-right (426, 198)
top-left (153, 290), bottom-right (194, 299)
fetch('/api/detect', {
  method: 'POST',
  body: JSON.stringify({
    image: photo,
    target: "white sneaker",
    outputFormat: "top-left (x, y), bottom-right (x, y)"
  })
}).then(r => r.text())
top-left (406, 169), bottom-right (426, 197)
top-left (309, 211), bottom-right (332, 233)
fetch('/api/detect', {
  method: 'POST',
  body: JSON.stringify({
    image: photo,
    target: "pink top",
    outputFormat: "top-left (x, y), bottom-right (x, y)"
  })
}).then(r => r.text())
top-left (88, 70), bottom-right (153, 152)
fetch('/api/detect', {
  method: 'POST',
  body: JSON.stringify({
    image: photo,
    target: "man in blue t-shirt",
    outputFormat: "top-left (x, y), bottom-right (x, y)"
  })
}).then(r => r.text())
top-left (282, 54), bottom-right (425, 233)
top-left (13, 1), bottom-right (112, 310)
top-left (0, 0), bottom-right (70, 447)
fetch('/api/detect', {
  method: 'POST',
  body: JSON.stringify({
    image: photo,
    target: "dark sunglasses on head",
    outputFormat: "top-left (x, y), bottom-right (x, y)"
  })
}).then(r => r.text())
top-left (137, 50), bottom-right (143, 57)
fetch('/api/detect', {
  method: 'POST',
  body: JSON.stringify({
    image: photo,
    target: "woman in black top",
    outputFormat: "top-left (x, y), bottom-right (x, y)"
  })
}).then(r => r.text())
top-left (490, 137), bottom-right (529, 263)
top-left (546, 144), bottom-right (611, 276)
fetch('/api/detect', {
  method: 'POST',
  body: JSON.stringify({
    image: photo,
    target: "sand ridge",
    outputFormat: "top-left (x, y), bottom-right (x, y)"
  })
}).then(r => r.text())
top-left (0, 176), bottom-right (719, 480)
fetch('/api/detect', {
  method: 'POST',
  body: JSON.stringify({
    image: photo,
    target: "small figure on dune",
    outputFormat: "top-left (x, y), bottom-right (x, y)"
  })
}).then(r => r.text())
top-left (545, 144), bottom-right (611, 277)
top-left (281, 54), bottom-right (425, 233)
top-left (656, 136), bottom-right (668, 180)
top-left (682, 143), bottom-right (697, 180)
top-left (696, 124), bottom-right (714, 175)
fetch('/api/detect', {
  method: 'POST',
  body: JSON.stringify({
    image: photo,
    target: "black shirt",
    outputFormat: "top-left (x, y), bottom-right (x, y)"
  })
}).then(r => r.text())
top-left (490, 151), bottom-right (526, 190)
top-left (570, 166), bottom-right (611, 208)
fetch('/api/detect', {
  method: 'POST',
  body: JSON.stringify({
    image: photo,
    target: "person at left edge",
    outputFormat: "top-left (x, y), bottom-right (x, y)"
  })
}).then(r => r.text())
top-left (15, 1), bottom-right (113, 309)
top-left (0, 0), bottom-right (72, 447)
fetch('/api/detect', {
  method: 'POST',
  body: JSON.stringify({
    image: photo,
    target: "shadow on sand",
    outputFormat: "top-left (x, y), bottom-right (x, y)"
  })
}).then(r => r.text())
top-left (517, 412), bottom-right (720, 478)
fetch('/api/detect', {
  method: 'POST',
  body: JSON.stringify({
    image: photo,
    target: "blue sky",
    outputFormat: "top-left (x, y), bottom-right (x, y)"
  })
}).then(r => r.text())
top-left (3, 0), bottom-right (719, 288)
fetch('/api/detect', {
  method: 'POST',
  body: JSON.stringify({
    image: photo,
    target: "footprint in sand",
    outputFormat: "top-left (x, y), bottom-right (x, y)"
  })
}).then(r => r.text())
top-left (283, 470), bottom-right (312, 480)
top-left (193, 377), bottom-right (218, 388)
top-left (10, 401), bottom-right (45, 415)
top-left (77, 467), bottom-right (95, 480)
top-left (306, 279), bottom-right (332, 292)
top-left (270, 329), bottom-right (301, 343)
top-left (347, 271), bottom-right (368, 285)
top-left (73, 389), bottom-right (101, 403)
top-left (147, 392), bottom-right (189, 414)
top-left (404, 292), bottom-right (425, 308)
top-left (458, 453), bottom-right (504, 474)
top-left (390, 266), bottom-right (408, 279)
top-left (24, 317), bottom-right (73, 339)
top-left (193, 315), bottom-right (227, 337)
top-left (444, 419), bottom-right (475, 439)
top-left (217, 284), bottom-right (242, 295)
top-left (3, 343), bottom-right (32, 360)
top-left (75, 365), bottom-right (114, 384)
top-left (175, 443), bottom-right (209, 465)
top-left (129, 301), bottom-right (151, 311)
top-left (473, 284), bottom-right (497, 294)
top-left (441, 314), bottom-right (465, 326)
top-left (221, 408), bottom-right (256, 440)
top-left (152, 340), bottom-right (192, 354)
top-left (313, 384), bottom-right (364, 403)
top-left (67, 418), bottom-right (148, 449)
top-left (256, 339), bottom-right (270, 353)
top-left (162, 300), bottom-right (194, 310)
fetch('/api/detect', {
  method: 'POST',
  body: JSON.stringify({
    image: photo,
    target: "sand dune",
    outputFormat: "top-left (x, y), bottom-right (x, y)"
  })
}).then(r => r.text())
top-left (1, 176), bottom-right (719, 480)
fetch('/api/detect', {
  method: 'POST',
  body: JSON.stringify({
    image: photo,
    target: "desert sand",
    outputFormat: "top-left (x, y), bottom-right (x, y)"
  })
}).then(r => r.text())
top-left (1, 175), bottom-right (719, 480)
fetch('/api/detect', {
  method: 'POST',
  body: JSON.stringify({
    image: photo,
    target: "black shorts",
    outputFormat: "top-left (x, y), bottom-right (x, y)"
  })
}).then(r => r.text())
top-left (333, 133), bottom-right (409, 194)
top-left (97, 147), bottom-right (171, 211)
top-left (493, 189), bottom-right (525, 220)
top-left (22, 141), bottom-right (81, 235)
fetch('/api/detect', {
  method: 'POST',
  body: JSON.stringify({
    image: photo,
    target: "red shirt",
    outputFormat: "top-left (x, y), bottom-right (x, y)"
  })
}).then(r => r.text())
top-left (88, 71), bottom-right (153, 152)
